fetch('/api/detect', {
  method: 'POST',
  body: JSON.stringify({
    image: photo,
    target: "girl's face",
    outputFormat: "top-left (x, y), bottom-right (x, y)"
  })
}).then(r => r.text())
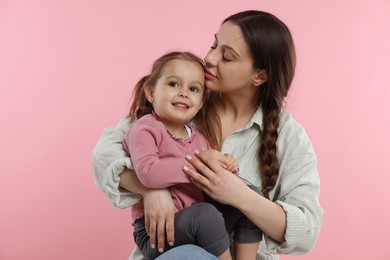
top-left (204, 21), bottom-right (258, 94)
top-left (145, 59), bottom-right (205, 128)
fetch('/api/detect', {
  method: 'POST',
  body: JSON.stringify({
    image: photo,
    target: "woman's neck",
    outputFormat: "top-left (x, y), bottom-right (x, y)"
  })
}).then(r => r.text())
top-left (211, 92), bottom-right (258, 140)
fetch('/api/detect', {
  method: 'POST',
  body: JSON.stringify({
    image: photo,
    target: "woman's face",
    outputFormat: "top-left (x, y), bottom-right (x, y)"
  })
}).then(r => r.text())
top-left (204, 21), bottom-right (257, 94)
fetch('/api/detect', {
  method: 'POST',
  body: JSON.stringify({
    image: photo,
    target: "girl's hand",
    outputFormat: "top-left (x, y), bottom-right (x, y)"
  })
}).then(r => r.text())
top-left (224, 153), bottom-right (239, 174)
top-left (198, 149), bottom-right (238, 174)
top-left (143, 189), bottom-right (177, 252)
top-left (183, 151), bottom-right (248, 206)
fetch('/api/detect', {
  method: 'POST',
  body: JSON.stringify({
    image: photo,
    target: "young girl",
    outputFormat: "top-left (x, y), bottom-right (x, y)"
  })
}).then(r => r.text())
top-left (123, 51), bottom-right (262, 260)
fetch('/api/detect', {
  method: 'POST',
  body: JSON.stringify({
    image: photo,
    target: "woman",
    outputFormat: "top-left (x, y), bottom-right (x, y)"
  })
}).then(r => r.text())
top-left (92, 10), bottom-right (323, 260)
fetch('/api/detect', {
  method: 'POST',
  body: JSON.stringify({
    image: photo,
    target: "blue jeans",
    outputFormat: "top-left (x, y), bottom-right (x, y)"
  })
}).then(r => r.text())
top-left (155, 244), bottom-right (218, 260)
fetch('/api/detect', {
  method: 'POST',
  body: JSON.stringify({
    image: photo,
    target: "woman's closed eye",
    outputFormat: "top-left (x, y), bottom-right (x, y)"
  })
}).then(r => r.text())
top-left (222, 54), bottom-right (233, 62)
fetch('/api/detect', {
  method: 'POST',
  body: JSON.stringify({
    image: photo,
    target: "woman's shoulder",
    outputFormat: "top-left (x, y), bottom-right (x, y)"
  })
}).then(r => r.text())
top-left (278, 110), bottom-right (313, 147)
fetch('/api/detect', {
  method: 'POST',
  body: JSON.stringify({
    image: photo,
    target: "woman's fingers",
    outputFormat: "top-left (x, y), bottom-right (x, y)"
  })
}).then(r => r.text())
top-left (143, 189), bottom-right (176, 250)
top-left (183, 166), bottom-right (213, 196)
top-left (157, 216), bottom-right (166, 252)
top-left (148, 219), bottom-right (157, 249)
top-left (185, 152), bottom-right (223, 179)
top-left (183, 165), bottom-right (210, 188)
top-left (165, 210), bottom-right (175, 247)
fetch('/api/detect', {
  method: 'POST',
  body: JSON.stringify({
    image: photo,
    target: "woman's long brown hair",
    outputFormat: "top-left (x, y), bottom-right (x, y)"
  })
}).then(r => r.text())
top-left (128, 51), bottom-right (221, 150)
top-left (224, 11), bottom-right (296, 199)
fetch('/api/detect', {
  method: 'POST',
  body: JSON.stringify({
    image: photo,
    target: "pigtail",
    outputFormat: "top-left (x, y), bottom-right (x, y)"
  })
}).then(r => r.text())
top-left (129, 75), bottom-right (153, 122)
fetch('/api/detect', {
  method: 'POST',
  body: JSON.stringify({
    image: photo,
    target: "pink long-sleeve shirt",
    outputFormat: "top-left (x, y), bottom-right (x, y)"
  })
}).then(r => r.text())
top-left (123, 114), bottom-right (210, 223)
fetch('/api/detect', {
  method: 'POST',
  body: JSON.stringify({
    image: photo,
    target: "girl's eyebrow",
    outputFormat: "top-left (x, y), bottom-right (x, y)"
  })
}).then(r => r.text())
top-left (214, 34), bottom-right (241, 57)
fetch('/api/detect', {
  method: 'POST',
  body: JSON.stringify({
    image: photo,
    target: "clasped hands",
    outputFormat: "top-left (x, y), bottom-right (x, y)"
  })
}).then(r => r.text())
top-left (143, 149), bottom-right (246, 252)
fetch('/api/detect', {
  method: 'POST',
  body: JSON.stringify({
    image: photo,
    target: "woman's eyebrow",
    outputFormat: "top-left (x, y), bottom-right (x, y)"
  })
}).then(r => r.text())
top-left (214, 34), bottom-right (241, 57)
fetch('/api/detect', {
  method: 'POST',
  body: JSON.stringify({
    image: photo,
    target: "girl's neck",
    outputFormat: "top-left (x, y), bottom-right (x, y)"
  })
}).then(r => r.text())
top-left (152, 112), bottom-right (189, 140)
top-left (164, 122), bottom-right (189, 140)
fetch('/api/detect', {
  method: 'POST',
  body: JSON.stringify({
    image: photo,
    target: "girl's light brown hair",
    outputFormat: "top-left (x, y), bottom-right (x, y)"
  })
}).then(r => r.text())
top-left (128, 51), bottom-right (221, 149)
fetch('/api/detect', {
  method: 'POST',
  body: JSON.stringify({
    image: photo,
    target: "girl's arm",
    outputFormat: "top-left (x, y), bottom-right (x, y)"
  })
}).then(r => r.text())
top-left (126, 122), bottom-right (208, 189)
top-left (92, 117), bottom-right (176, 249)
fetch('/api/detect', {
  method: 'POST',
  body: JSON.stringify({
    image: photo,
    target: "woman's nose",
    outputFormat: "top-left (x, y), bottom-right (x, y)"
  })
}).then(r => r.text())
top-left (204, 50), bottom-right (217, 67)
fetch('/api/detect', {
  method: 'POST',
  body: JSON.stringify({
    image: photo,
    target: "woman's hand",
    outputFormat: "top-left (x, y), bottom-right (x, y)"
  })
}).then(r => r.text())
top-left (119, 170), bottom-right (177, 251)
top-left (183, 151), bottom-right (248, 206)
top-left (143, 189), bottom-right (177, 252)
top-left (183, 151), bottom-right (288, 242)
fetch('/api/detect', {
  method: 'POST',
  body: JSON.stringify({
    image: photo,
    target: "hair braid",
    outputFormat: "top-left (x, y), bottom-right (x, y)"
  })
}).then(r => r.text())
top-left (259, 99), bottom-right (281, 199)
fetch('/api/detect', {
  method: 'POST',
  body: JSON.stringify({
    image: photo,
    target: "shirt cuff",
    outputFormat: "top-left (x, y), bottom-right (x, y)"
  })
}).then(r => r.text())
top-left (263, 200), bottom-right (311, 255)
top-left (103, 158), bottom-right (142, 209)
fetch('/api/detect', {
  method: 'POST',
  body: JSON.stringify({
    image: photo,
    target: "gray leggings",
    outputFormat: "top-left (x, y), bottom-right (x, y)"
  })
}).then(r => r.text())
top-left (208, 185), bottom-right (264, 243)
top-left (134, 186), bottom-right (263, 260)
top-left (134, 203), bottom-right (230, 260)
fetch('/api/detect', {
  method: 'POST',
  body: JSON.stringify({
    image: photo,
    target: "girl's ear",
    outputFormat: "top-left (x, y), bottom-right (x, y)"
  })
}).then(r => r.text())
top-left (144, 85), bottom-right (154, 103)
top-left (253, 69), bottom-right (268, 87)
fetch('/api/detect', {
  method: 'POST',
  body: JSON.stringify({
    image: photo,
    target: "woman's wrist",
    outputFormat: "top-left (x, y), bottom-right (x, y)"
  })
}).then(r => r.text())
top-left (119, 169), bottom-right (149, 196)
top-left (237, 187), bottom-right (286, 242)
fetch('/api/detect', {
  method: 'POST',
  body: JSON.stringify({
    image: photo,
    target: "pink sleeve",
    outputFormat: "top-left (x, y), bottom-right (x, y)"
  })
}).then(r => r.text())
top-left (124, 122), bottom-right (193, 189)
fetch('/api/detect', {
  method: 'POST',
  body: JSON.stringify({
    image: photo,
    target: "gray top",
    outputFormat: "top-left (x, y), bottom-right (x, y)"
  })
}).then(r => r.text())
top-left (92, 107), bottom-right (323, 260)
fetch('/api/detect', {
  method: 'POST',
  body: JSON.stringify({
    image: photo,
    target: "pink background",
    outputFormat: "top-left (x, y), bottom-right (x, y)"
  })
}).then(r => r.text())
top-left (1, 0), bottom-right (389, 259)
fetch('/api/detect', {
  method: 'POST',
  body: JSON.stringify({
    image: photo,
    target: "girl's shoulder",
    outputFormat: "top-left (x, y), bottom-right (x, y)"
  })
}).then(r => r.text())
top-left (130, 114), bottom-right (166, 135)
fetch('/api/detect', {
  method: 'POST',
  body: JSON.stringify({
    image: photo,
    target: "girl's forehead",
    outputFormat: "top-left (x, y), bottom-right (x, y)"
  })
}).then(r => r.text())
top-left (162, 59), bottom-right (204, 72)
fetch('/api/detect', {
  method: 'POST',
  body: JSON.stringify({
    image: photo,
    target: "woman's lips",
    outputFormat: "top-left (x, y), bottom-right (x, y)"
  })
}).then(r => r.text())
top-left (204, 68), bottom-right (217, 80)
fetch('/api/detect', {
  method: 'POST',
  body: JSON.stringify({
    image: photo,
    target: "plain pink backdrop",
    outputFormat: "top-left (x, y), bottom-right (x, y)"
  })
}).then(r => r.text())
top-left (1, 0), bottom-right (389, 259)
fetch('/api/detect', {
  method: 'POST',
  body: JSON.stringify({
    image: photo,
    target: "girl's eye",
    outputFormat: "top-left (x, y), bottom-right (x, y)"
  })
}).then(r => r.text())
top-left (189, 86), bottom-right (200, 93)
top-left (168, 81), bottom-right (178, 87)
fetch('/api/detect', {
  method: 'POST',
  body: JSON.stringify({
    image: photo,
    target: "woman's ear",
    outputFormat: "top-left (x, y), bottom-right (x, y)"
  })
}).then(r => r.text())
top-left (253, 69), bottom-right (268, 87)
top-left (144, 85), bottom-right (154, 103)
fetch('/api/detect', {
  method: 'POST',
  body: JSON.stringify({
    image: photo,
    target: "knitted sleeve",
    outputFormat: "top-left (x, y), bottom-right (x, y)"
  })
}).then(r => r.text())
top-left (92, 117), bottom-right (141, 209)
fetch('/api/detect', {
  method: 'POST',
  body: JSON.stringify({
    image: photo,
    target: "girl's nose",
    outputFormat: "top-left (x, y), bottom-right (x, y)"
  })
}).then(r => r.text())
top-left (178, 88), bottom-right (189, 98)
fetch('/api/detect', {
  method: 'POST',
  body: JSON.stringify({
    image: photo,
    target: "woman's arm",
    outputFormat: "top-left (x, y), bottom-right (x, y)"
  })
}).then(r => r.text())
top-left (92, 117), bottom-right (142, 208)
top-left (183, 115), bottom-right (323, 255)
top-left (183, 152), bottom-right (286, 242)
